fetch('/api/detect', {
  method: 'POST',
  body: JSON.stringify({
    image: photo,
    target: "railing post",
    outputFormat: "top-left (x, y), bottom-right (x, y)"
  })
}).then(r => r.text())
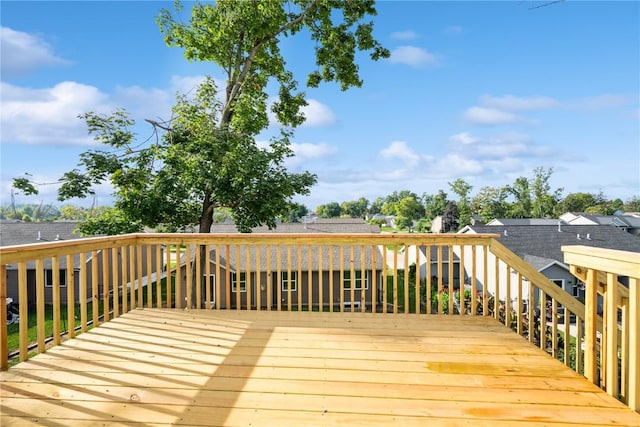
top-left (605, 272), bottom-right (619, 396)
top-left (630, 277), bottom-right (640, 412)
top-left (584, 268), bottom-right (598, 383)
top-left (0, 264), bottom-right (7, 370)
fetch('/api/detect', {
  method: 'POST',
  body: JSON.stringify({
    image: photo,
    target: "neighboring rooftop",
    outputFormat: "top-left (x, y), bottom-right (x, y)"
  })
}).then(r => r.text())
top-left (461, 224), bottom-right (640, 262)
top-left (209, 218), bottom-right (381, 234)
top-left (0, 221), bottom-right (83, 247)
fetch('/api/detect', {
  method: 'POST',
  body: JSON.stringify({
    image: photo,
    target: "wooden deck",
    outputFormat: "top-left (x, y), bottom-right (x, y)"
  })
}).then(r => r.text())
top-left (1, 309), bottom-right (639, 426)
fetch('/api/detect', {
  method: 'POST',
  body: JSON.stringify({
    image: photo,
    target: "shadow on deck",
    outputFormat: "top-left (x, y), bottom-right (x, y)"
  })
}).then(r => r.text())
top-left (1, 309), bottom-right (639, 426)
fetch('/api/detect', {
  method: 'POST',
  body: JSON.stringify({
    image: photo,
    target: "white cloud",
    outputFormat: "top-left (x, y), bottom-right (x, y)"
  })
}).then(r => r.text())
top-left (463, 107), bottom-right (519, 125)
top-left (282, 142), bottom-right (337, 169)
top-left (292, 142), bottom-right (336, 159)
top-left (390, 30), bottom-right (418, 40)
top-left (380, 141), bottom-right (422, 168)
top-left (0, 75), bottom-right (213, 146)
top-left (480, 95), bottom-right (560, 111)
top-left (301, 99), bottom-right (337, 127)
top-left (449, 132), bottom-right (478, 145)
top-left (0, 27), bottom-right (70, 78)
top-left (389, 46), bottom-right (439, 67)
top-left (0, 81), bottom-right (112, 145)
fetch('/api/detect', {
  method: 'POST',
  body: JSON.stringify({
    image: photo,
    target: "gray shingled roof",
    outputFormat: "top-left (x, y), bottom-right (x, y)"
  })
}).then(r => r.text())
top-left (209, 218), bottom-right (381, 234)
top-left (462, 224), bottom-right (640, 263)
top-left (485, 218), bottom-right (560, 226)
top-left (208, 244), bottom-right (384, 272)
top-left (0, 221), bottom-right (84, 247)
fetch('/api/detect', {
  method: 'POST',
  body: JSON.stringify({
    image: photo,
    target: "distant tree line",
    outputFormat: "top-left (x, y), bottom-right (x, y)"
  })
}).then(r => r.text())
top-left (5, 167), bottom-right (639, 234)
top-left (314, 167), bottom-right (640, 232)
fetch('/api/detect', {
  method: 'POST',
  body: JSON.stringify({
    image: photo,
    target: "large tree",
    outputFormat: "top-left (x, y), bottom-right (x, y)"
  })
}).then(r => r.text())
top-left (15, 0), bottom-right (388, 235)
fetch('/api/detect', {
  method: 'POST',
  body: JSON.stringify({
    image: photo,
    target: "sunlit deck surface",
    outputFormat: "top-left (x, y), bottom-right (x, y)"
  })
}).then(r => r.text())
top-left (2, 309), bottom-right (639, 426)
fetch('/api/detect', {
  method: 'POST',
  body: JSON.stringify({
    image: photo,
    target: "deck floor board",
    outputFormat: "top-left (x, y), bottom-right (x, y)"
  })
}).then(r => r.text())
top-left (2, 309), bottom-right (640, 426)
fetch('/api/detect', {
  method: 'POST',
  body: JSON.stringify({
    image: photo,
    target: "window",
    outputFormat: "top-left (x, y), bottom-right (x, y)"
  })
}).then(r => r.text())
top-left (231, 272), bottom-right (246, 292)
top-left (552, 279), bottom-right (564, 290)
top-left (281, 271), bottom-right (297, 292)
top-left (205, 274), bottom-right (215, 303)
top-left (571, 281), bottom-right (581, 297)
top-left (45, 270), bottom-right (67, 288)
top-left (344, 270), bottom-right (368, 290)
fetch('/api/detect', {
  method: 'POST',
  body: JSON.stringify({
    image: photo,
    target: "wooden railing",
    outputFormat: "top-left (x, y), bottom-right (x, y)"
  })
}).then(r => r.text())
top-left (563, 245), bottom-right (640, 412)
top-left (0, 233), bottom-right (637, 411)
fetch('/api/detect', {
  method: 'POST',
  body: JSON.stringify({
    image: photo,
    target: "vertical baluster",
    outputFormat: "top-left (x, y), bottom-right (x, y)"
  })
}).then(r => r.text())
top-left (0, 264), bottom-right (7, 370)
top-left (371, 245), bottom-right (376, 314)
top-left (504, 262), bottom-right (511, 328)
top-left (91, 250), bottom-right (99, 326)
top-left (256, 245), bottom-right (262, 311)
top-left (35, 259), bottom-right (45, 352)
top-left (584, 268), bottom-right (598, 383)
top-left (482, 245), bottom-right (488, 316)
top-left (516, 272), bottom-right (523, 336)
top-left (425, 245), bottom-right (431, 315)
top-left (329, 246), bottom-right (334, 312)
top-left (18, 262), bottom-right (28, 361)
top-left (155, 244), bottom-right (162, 308)
top-left (382, 245), bottom-right (387, 313)
top-left (102, 250), bottom-right (110, 321)
top-left (146, 245), bottom-right (153, 308)
top-left (266, 245), bottom-right (272, 312)
top-left (52, 256), bottom-right (61, 345)
top-left (628, 277), bottom-right (639, 411)
top-left (235, 245), bottom-right (241, 310)
top-left (563, 307), bottom-right (570, 367)
top-left (112, 248), bottom-right (119, 317)
top-left (527, 280), bottom-right (534, 343)
top-left (414, 244), bottom-right (421, 314)
top-left (308, 245), bottom-right (313, 312)
top-left (605, 272), bottom-right (619, 397)
top-left (165, 245), bottom-right (172, 309)
top-left (136, 245), bottom-right (143, 308)
top-left (79, 252), bottom-right (88, 332)
top-left (215, 245), bottom-right (222, 310)
top-left (129, 246), bottom-right (136, 310)
top-left (246, 245), bottom-right (252, 311)
top-left (276, 245), bottom-right (282, 312)
top-left (459, 245), bottom-right (465, 315)
top-left (175, 243), bottom-right (183, 309)
top-left (403, 245), bottom-right (409, 314)
top-left (195, 245), bottom-right (202, 309)
top-left (447, 245), bottom-right (454, 316)
top-left (297, 245), bottom-right (302, 311)
top-left (494, 256), bottom-right (500, 321)
top-left (318, 245), bottom-right (324, 312)
top-left (340, 246), bottom-right (345, 312)
top-left (551, 299), bottom-right (558, 358)
top-left (185, 245), bottom-right (192, 309)
top-left (437, 246), bottom-right (443, 315)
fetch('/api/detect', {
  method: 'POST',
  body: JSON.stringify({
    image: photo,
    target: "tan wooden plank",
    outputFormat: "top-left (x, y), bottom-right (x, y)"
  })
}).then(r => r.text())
top-left (3, 395), bottom-right (640, 426)
top-left (2, 309), bottom-right (638, 427)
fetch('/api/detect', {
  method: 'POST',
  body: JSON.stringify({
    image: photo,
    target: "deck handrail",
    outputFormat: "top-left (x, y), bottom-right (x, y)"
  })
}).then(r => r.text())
top-left (1, 232), bottom-right (637, 412)
top-left (563, 245), bottom-right (640, 412)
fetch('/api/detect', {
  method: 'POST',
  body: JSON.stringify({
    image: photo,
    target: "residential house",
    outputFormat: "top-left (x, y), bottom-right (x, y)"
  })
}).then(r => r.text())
top-left (560, 212), bottom-right (640, 236)
top-left (1, 221), bottom-right (161, 305)
top-left (176, 218), bottom-right (385, 310)
top-left (458, 223), bottom-right (640, 310)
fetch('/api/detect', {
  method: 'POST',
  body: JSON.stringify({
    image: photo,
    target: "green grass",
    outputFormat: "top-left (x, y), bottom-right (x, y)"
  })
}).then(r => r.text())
top-left (7, 277), bottom-right (177, 360)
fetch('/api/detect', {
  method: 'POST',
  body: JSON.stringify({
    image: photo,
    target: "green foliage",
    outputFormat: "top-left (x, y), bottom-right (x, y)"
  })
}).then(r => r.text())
top-left (316, 202), bottom-right (342, 218)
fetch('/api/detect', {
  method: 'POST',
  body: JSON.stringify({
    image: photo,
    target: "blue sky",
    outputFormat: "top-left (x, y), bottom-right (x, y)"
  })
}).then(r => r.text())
top-left (1, 1), bottom-right (639, 212)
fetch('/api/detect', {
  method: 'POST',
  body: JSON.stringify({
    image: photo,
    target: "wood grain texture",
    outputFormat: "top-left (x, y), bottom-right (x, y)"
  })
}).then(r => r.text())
top-left (2, 309), bottom-right (639, 426)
